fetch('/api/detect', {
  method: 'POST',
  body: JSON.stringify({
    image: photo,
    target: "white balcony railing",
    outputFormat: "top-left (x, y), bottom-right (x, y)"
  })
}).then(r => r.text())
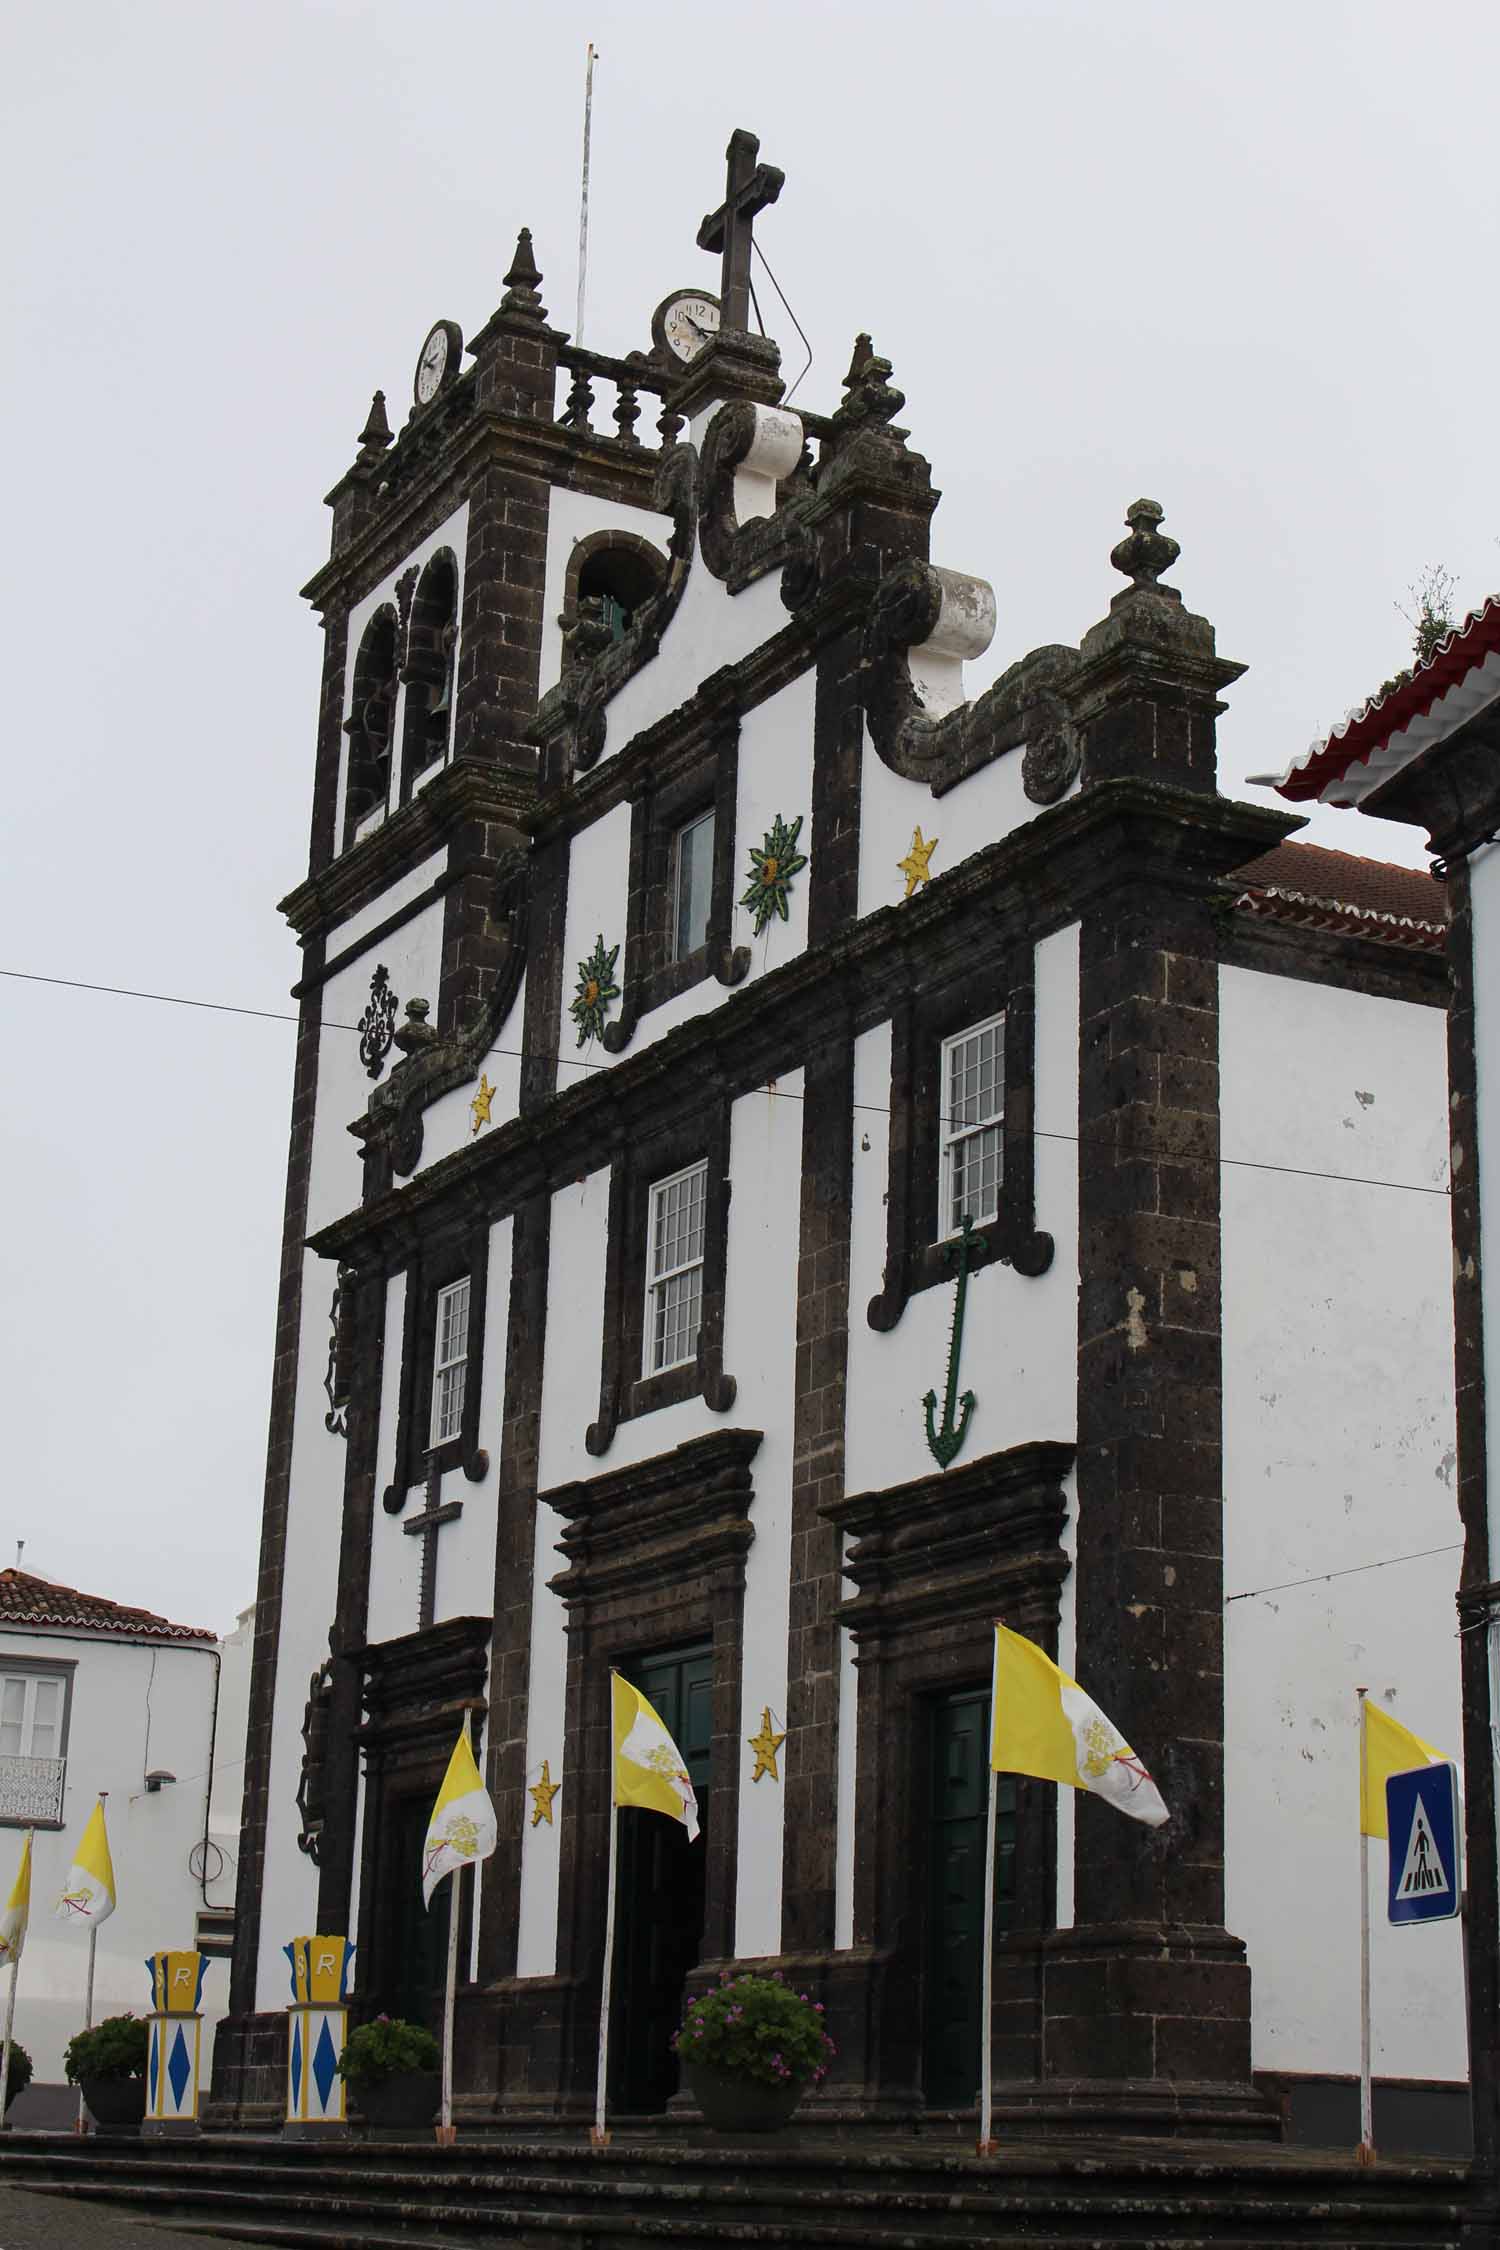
top-left (0, 1755), bottom-right (65, 1825)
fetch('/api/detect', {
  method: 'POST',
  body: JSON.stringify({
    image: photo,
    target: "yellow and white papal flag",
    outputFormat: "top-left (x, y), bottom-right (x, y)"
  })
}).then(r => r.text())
top-left (421, 1722), bottom-right (498, 1908)
top-left (0, 1833), bottom-right (32, 1966)
top-left (54, 1798), bottom-right (116, 1926)
top-left (1361, 1704), bottom-right (1446, 1841)
top-left (991, 1624), bottom-right (1169, 1828)
top-left (612, 1673), bottom-right (700, 1840)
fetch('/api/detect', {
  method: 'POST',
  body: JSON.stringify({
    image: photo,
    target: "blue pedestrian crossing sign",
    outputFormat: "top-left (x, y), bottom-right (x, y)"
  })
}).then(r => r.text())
top-left (1386, 1762), bottom-right (1462, 1926)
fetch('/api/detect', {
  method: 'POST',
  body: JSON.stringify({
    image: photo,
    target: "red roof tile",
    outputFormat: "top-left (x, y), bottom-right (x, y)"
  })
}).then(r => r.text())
top-left (1232, 839), bottom-right (1447, 953)
top-left (1269, 595), bottom-right (1500, 804)
top-left (0, 1569), bottom-right (215, 1643)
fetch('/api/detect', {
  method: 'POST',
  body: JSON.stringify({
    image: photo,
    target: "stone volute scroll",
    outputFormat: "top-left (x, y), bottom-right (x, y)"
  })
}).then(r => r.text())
top-left (861, 555), bottom-right (1084, 802)
top-left (697, 400), bottom-right (817, 598)
top-left (296, 1656), bottom-right (335, 1863)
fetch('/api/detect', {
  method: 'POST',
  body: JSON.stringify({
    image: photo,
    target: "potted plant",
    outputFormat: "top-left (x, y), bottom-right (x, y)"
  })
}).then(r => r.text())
top-left (335, 2014), bottom-right (440, 2130)
top-left (2, 2039), bottom-right (32, 2110)
top-left (64, 2013), bottom-right (148, 2132)
top-left (673, 1971), bottom-right (836, 2132)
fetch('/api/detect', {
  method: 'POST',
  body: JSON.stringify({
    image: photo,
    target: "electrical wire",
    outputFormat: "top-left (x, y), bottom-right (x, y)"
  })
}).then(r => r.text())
top-left (1225, 1543), bottom-right (1463, 1606)
top-left (752, 239), bottom-right (814, 406)
top-left (0, 965), bottom-right (1455, 1202)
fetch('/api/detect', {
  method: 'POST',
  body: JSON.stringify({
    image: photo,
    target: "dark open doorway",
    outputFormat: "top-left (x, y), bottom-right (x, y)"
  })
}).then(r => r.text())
top-left (923, 1684), bottom-right (1017, 2107)
top-left (611, 1643), bottom-right (713, 2112)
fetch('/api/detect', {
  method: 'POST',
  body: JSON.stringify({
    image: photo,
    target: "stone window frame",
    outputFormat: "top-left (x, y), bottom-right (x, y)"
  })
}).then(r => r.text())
top-left (586, 1101), bottom-right (736, 1458)
top-left (342, 604), bottom-right (401, 850)
top-left (867, 942), bottom-right (1053, 1333)
top-left (559, 528), bottom-right (668, 647)
top-left (382, 1220), bottom-right (491, 1514)
top-left (600, 719), bottom-right (749, 1056)
top-left (397, 547), bottom-right (460, 804)
top-left (0, 1655), bottom-right (75, 1830)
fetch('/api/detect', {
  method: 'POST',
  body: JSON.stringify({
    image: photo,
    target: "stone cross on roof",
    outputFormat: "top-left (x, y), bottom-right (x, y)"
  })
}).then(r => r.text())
top-left (697, 128), bottom-right (784, 333)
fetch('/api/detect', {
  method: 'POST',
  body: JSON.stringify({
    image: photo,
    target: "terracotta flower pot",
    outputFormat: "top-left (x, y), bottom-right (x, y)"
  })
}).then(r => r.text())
top-left (684, 2059), bottom-right (805, 2133)
top-left (351, 2070), bottom-right (440, 2129)
top-left (82, 2077), bottom-right (146, 2132)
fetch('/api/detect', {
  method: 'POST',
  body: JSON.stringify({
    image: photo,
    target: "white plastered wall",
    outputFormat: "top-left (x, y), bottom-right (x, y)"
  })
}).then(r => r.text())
top-left (2, 1632), bottom-right (224, 2086)
top-left (1220, 963), bottom-right (1462, 2081)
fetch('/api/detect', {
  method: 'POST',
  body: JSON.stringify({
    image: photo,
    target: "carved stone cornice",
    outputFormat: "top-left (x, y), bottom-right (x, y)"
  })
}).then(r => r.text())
top-left (544, 1427), bottom-right (763, 1609)
top-left (354, 1612), bottom-right (490, 1764)
top-left (279, 761), bottom-right (534, 940)
top-left (826, 1439), bottom-right (1074, 1642)
top-left (308, 778), bottom-right (1299, 1267)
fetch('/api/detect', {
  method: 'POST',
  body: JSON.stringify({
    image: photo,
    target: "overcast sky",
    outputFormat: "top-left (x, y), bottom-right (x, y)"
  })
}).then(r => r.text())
top-left (3, 1), bottom-right (1496, 1638)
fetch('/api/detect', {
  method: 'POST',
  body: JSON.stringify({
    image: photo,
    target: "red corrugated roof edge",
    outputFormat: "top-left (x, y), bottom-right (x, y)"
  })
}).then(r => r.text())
top-left (0, 1568), bottom-right (215, 1643)
top-left (1277, 595), bottom-right (1500, 802)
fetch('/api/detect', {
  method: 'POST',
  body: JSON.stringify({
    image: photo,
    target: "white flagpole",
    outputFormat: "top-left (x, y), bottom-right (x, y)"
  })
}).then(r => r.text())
top-left (978, 1758), bottom-right (998, 2155)
top-left (592, 1796), bottom-right (619, 2147)
top-left (0, 1957), bottom-right (18, 2129)
top-left (1356, 1686), bottom-right (1375, 2164)
top-left (76, 1923), bottom-right (97, 2136)
top-left (436, 1861), bottom-right (462, 2146)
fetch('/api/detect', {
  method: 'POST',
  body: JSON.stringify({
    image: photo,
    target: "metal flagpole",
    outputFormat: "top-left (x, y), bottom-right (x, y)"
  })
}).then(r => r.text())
top-left (575, 42), bottom-right (596, 345)
top-left (76, 1924), bottom-right (97, 2135)
top-left (436, 1861), bottom-right (463, 2146)
top-left (977, 1759), bottom-right (999, 2154)
top-left (592, 1793), bottom-right (620, 2146)
top-left (1356, 1686), bottom-right (1375, 2164)
top-left (0, 1959), bottom-right (18, 2128)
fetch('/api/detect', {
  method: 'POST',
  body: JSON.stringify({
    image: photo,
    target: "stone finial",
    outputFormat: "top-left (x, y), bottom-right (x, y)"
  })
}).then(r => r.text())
top-left (393, 996), bottom-right (439, 1057)
top-left (1110, 498), bottom-right (1181, 596)
top-left (501, 227), bottom-right (545, 317)
top-left (835, 333), bottom-right (905, 427)
top-left (357, 390), bottom-right (392, 455)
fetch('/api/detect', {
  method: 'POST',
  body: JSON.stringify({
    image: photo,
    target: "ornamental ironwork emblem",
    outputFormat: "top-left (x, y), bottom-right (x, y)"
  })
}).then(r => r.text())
top-left (569, 934), bottom-right (621, 1047)
top-left (357, 964), bottom-right (398, 1080)
top-left (740, 812), bottom-right (808, 936)
top-left (322, 1271), bottom-right (349, 1439)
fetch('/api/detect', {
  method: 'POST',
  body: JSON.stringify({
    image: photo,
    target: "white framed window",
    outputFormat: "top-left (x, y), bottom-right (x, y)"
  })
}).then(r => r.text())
top-left (646, 1160), bottom-right (707, 1374)
top-left (939, 1013), bottom-right (1005, 1236)
top-left (429, 1276), bottom-right (471, 1447)
top-left (0, 1673), bottom-right (64, 1762)
top-left (671, 811), bottom-right (715, 961)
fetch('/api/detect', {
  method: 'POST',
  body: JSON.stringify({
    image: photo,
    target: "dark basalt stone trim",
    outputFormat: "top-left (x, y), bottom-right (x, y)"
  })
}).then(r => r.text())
top-left (225, 935), bottom-right (326, 2030)
top-left (309, 781), bottom-right (1300, 1266)
top-left (585, 1096), bottom-right (736, 1457)
top-left (314, 1266), bottom-right (387, 1931)
top-left (826, 1439), bottom-right (1073, 2096)
top-left (602, 715), bottom-right (746, 1057)
top-left (479, 1190), bottom-right (550, 1984)
top-left (807, 628), bottom-right (864, 948)
top-left (545, 1426), bottom-right (761, 2095)
top-left (350, 1613), bottom-right (490, 2017)
top-left (291, 869), bottom-right (457, 998)
top-left (861, 556), bottom-right (1083, 799)
top-left (1218, 912), bottom-right (1449, 1008)
top-left (282, 762), bottom-right (535, 943)
top-left (380, 1215), bottom-right (491, 1514)
top-left (867, 942), bottom-right (1052, 1334)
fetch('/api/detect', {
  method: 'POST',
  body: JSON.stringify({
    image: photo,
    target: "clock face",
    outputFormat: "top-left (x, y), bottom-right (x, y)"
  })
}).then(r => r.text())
top-left (652, 291), bottom-right (722, 366)
top-left (414, 321), bottom-right (462, 407)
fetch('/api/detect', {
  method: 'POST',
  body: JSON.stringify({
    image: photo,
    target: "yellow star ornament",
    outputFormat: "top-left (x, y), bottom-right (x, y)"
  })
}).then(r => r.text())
top-left (748, 1708), bottom-right (786, 1784)
top-left (528, 1760), bottom-right (561, 1827)
top-left (470, 1072), bottom-right (495, 1136)
top-left (898, 826), bottom-right (938, 898)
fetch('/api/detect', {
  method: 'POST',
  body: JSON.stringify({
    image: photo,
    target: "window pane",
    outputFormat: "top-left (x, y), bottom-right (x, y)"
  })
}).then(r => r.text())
top-left (433, 1358), bottom-right (466, 1446)
top-left (0, 1679), bottom-right (23, 1759)
top-left (437, 1279), bottom-right (469, 1371)
top-left (951, 1121), bottom-right (1003, 1229)
top-left (947, 1021), bottom-right (1002, 1132)
top-left (652, 1164), bottom-right (706, 1280)
top-left (30, 1678), bottom-right (62, 1759)
top-left (653, 1265), bottom-right (703, 1372)
top-left (673, 812), bottom-right (715, 960)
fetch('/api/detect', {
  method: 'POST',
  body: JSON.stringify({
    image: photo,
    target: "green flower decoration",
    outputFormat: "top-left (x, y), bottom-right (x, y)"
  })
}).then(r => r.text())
top-left (740, 813), bottom-right (808, 936)
top-left (569, 933), bottom-right (621, 1047)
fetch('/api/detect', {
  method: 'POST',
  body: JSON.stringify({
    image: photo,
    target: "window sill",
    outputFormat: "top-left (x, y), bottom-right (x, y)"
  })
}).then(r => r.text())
top-left (602, 941), bottom-right (749, 1053)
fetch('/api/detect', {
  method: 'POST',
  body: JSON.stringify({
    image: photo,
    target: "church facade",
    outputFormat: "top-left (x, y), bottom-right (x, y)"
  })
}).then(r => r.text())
top-left (214, 138), bottom-right (1466, 2139)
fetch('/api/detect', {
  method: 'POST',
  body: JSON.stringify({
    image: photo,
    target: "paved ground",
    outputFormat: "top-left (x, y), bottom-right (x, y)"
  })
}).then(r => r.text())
top-left (0, 2182), bottom-right (244, 2249)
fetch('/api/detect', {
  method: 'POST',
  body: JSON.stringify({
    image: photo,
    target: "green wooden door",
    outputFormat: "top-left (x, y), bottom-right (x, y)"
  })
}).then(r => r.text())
top-left (612, 1644), bottom-right (713, 2111)
top-left (391, 1794), bottom-right (452, 2031)
top-left (923, 1687), bottom-right (1017, 2107)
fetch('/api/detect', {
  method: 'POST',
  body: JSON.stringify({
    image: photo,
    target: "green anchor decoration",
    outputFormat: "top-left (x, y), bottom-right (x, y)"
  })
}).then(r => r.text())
top-left (923, 1215), bottom-right (983, 1469)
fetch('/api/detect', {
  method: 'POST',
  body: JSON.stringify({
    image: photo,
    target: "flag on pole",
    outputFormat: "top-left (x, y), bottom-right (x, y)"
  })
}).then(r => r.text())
top-left (54, 1799), bottom-right (116, 1926)
top-left (990, 1624), bottom-right (1169, 1827)
top-left (0, 1834), bottom-right (31, 1966)
top-left (421, 1721), bottom-right (498, 1908)
top-left (1360, 1704), bottom-right (1445, 1839)
top-left (611, 1674), bottom-right (700, 1840)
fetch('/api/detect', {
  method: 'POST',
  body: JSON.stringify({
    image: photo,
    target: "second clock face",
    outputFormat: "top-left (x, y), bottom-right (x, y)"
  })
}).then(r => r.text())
top-left (414, 320), bottom-right (462, 407)
top-left (654, 292), bottom-right (721, 365)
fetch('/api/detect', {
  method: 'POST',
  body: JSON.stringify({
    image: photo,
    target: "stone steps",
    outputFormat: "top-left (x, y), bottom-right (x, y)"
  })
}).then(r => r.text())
top-left (0, 2131), bottom-right (1470, 2250)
